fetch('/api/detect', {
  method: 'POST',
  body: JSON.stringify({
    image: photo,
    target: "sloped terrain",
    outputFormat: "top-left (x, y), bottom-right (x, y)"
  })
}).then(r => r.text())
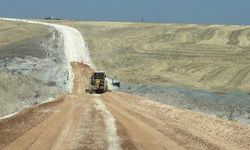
top-left (0, 72), bottom-right (62, 117)
top-left (1, 62), bottom-right (250, 150)
top-left (0, 20), bottom-right (65, 118)
top-left (129, 84), bottom-right (250, 124)
top-left (47, 20), bottom-right (250, 124)
top-left (58, 21), bottom-right (250, 92)
top-left (0, 20), bottom-right (48, 49)
top-left (1, 19), bottom-right (250, 150)
top-left (103, 92), bottom-right (250, 150)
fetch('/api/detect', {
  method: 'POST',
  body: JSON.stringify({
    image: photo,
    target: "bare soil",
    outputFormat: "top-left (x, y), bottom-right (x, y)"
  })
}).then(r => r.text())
top-left (1, 62), bottom-right (250, 150)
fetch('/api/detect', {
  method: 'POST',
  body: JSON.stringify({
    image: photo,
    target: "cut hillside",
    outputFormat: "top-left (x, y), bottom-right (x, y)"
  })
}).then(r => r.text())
top-left (0, 72), bottom-right (62, 117)
top-left (0, 20), bottom-right (65, 117)
top-left (57, 21), bottom-right (250, 92)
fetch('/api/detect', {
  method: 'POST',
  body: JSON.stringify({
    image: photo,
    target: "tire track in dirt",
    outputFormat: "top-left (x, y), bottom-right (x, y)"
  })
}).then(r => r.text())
top-left (102, 92), bottom-right (250, 150)
top-left (229, 66), bottom-right (250, 86)
top-left (199, 66), bottom-right (228, 82)
top-left (186, 64), bottom-right (208, 74)
top-left (102, 94), bottom-right (186, 150)
top-left (94, 97), bottom-right (121, 150)
top-left (0, 97), bottom-right (64, 149)
top-left (75, 98), bottom-right (107, 150)
top-left (1, 62), bottom-right (250, 150)
top-left (0, 63), bottom-right (109, 150)
top-left (1, 94), bottom-right (110, 150)
top-left (2, 19), bottom-right (250, 150)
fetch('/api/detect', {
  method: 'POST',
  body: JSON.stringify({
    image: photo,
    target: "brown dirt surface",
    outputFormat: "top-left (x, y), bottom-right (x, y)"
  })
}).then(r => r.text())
top-left (102, 92), bottom-right (250, 150)
top-left (0, 62), bottom-right (250, 150)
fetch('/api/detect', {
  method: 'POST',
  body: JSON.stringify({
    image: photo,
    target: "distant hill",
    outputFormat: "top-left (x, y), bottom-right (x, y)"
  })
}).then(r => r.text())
top-left (59, 21), bottom-right (250, 92)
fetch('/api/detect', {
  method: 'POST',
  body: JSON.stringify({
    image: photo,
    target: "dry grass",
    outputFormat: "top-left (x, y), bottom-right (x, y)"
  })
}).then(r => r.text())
top-left (0, 20), bottom-right (49, 48)
top-left (56, 21), bottom-right (250, 92)
top-left (0, 72), bottom-right (63, 117)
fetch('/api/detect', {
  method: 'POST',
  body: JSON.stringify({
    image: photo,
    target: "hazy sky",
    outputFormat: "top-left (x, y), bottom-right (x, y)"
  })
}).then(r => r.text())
top-left (1, 0), bottom-right (250, 25)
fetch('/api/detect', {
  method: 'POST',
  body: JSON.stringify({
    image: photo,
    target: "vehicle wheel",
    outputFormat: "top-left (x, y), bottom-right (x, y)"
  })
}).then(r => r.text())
top-left (104, 82), bottom-right (108, 92)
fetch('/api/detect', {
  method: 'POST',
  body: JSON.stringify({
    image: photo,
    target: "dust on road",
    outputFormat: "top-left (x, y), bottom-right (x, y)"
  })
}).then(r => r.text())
top-left (0, 62), bottom-right (250, 150)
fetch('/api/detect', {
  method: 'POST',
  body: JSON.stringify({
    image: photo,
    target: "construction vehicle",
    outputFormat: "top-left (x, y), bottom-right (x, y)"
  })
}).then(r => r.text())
top-left (86, 71), bottom-right (108, 94)
top-left (112, 79), bottom-right (120, 87)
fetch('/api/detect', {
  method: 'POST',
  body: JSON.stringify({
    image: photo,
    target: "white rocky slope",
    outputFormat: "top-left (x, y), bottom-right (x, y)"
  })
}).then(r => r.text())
top-left (0, 18), bottom-right (95, 118)
top-left (0, 19), bottom-right (121, 147)
top-left (0, 18), bottom-right (94, 91)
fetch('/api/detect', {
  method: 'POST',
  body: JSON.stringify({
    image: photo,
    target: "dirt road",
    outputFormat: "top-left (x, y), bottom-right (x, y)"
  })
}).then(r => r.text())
top-left (0, 62), bottom-right (250, 150)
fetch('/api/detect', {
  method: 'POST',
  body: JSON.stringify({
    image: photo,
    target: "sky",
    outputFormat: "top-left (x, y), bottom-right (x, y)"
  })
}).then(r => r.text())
top-left (0, 0), bottom-right (250, 25)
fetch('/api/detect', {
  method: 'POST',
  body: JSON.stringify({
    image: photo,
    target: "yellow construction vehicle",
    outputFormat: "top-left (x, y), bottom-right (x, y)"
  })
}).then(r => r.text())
top-left (86, 71), bottom-right (108, 94)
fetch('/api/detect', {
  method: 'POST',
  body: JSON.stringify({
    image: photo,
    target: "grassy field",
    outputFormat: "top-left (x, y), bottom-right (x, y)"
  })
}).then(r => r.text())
top-left (0, 20), bottom-right (52, 59)
top-left (55, 21), bottom-right (250, 92)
